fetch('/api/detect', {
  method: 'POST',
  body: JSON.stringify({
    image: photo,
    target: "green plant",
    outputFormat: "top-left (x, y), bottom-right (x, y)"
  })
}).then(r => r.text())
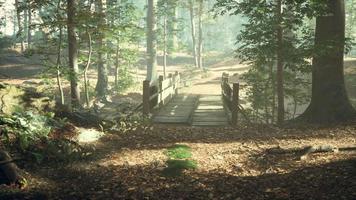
top-left (162, 144), bottom-right (197, 177)
top-left (165, 144), bottom-right (192, 159)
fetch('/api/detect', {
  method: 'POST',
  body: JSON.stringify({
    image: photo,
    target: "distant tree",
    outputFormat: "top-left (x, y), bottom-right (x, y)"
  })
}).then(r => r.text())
top-left (14, 0), bottom-right (25, 53)
top-left (188, 0), bottom-right (198, 68)
top-left (146, 0), bottom-right (157, 82)
top-left (197, 0), bottom-right (204, 69)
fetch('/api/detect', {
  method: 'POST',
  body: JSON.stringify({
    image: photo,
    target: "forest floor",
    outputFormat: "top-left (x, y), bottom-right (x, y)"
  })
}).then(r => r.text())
top-left (0, 51), bottom-right (356, 199)
top-left (0, 124), bottom-right (355, 200)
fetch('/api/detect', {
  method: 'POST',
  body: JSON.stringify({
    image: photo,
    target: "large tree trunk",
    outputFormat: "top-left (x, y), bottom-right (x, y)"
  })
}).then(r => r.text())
top-left (14, 0), bottom-right (24, 53)
top-left (276, 0), bottom-right (284, 124)
top-left (146, 0), bottom-right (157, 83)
top-left (298, 0), bottom-right (356, 123)
top-left (197, 0), bottom-right (203, 69)
top-left (95, 0), bottom-right (109, 98)
top-left (67, 0), bottom-right (81, 108)
top-left (189, 0), bottom-right (198, 68)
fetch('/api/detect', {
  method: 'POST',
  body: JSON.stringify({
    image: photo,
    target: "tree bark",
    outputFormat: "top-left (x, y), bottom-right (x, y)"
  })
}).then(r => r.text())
top-left (27, 3), bottom-right (32, 49)
top-left (95, 0), bottom-right (109, 98)
top-left (197, 0), bottom-right (203, 69)
top-left (146, 0), bottom-right (158, 83)
top-left (14, 0), bottom-right (24, 53)
top-left (84, 30), bottom-right (92, 107)
top-left (56, 27), bottom-right (65, 105)
top-left (67, 0), bottom-right (81, 108)
top-left (163, 14), bottom-right (167, 79)
top-left (298, 0), bottom-right (356, 123)
top-left (189, 0), bottom-right (198, 68)
top-left (276, 0), bottom-right (285, 125)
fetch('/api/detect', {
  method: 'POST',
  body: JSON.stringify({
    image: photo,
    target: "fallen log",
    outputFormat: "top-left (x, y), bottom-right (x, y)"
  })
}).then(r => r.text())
top-left (0, 150), bottom-right (26, 188)
top-left (266, 145), bottom-right (356, 161)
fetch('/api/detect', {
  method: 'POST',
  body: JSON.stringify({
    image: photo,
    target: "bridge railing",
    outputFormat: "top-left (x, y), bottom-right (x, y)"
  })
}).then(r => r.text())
top-left (221, 72), bottom-right (239, 126)
top-left (143, 71), bottom-right (181, 116)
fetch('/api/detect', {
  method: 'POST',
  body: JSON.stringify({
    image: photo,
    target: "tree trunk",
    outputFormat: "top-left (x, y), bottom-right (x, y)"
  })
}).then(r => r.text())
top-left (298, 0), bottom-right (356, 123)
top-left (67, 0), bottom-right (81, 108)
top-left (56, 27), bottom-right (65, 105)
top-left (146, 0), bottom-right (158, 83)
top-left (115, 40), bottom-right (120, 89)
top-left (189, 0), bottom-right (198, 68)
top-left (171, 5), bottom-right (178, 51)
top-left (197, 0), bottom-right (203, 69)
top-left (276, 0), bottom-right (284, 125)
top-left (14, 0), bottom-right (24, 53)
top-left (163, 14), bottom-right (167, 79)
top-left (84, 30), bottom-right (92, 107)
top-left (95, 0), bottom-right (109, 98)
top-left (27, 4), bottom-right (32, 49)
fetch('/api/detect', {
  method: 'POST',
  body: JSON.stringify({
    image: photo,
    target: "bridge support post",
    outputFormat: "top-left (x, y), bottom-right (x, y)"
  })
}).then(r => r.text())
top-left (158, 75), bottom-right (164, 106)
top-left (143, 80), bottom-right (150, 116)
top-left (232, 83), bottom-right (239, 126)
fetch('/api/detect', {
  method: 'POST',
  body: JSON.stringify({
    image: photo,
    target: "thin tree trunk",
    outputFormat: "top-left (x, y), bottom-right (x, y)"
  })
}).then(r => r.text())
top-left (56, 27), bottom-right (65, 105)
top-left (27, 4), bottom-right (32, 49)
top-left (163, 14), bottom-right (167, 79)
top-left (189, 0), bottom-right (198, 68)
top-left (95, 0), bottom-right (109, 98)
top-left (14, 0), bottom-right (24, 53)
top-left (84, 30), bottom-right (92, 107)
top-left (270, 62), bottom-right (276, 123)
top-left (24, 5), bottom-right (27, 48)
top-left (146, 0), bottom-right (157, 82)
top-left (298, 0), bottom-right (356, 123)
top-left (67, 0), bottom-right (81, 108)
top-left (115, 40), bottom-right (120, 88)
top-left (197, 0), bottom-right (203, 69)
top-left (276, 0), bottom-right (284, 125)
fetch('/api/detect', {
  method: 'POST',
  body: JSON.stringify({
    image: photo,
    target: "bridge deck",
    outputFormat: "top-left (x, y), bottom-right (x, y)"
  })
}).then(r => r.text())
top-left (152, 94), bottom-right (229, 126)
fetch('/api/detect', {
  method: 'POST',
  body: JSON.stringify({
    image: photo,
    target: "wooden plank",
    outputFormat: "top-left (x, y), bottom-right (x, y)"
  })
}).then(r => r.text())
top-left (192, 121), bottom-right (228, 126)
top-left (193, 118), bottom-right (228, 122)
top-left (196, 105), bottom-right (224, 109)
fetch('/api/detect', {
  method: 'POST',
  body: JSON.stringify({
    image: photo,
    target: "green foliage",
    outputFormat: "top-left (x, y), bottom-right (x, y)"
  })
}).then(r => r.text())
top-left (0, 36), bottom-right (15, 51)
top-left (214, 0), bottom-right (316, 123)
top-left (0, 111), bottom-right (52, 150)
top-left (0, 111), bottom-right (84, 163)
top-left (162, 144), bottom-right (197, 177)
top-left (165, 144), bottom-right (192, 159)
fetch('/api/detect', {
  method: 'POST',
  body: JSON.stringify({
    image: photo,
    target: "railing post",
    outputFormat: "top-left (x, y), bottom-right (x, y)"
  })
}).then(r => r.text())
top-left (143, 80), bottom-right (150, 116)
top-left (221, 73), bottom-right (229, 95)
top-left (232, 82), bottom-right (239, 126)
top-left (174, 71), bottom-right (179, 94)
top-left (159, 75), bottom-right (164, 106)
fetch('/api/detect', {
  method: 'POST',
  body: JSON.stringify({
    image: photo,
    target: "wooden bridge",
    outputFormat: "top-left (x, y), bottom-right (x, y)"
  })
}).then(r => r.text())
top-left (143, 72), bottom-right (239, 127)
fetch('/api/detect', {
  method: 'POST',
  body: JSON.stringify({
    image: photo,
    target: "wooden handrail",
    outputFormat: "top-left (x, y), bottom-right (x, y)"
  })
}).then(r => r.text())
top-left (143, 71), bottom-right (181, 116)
top-left (221, 73), bottom-right (239, 126)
